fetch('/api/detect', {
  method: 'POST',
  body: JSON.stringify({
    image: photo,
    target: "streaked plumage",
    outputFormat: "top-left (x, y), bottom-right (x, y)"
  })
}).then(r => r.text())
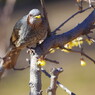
top-left (4, 9), bottom-right (48, 69)
top-left (10, 9), bottom-right (48, 48)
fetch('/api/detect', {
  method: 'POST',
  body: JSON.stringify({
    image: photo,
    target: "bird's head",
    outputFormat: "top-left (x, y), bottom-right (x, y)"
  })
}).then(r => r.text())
top-left (27, 9), bottom-right (42, 26)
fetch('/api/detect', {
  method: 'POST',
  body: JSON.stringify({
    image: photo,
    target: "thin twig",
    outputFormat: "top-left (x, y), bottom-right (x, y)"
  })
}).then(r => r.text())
top-left (40, 0), bottom-right (51, 36)
top-left (41, 68), bottom-right (76, 95)
top-left (45, 58), bottom-right (59, 64)
top-left (76, 0), bottom-right (83, 11)
top-left (12, 58), bottom-right (59, 71)
top-left (63, 47), bottom-right (95, 64)
top-left (13, 65), bottom-right (30, 71)
top-left (52, 6), bottom-right (91, 34)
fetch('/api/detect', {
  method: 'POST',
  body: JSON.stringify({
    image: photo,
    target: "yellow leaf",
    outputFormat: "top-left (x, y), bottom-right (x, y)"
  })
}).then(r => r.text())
top-left (61, 49), bottom-right (70, 53)
top-left (37, 59), bottom-right (46, 66)
top-left (64, 43), bottom-right (73, 49)
top-left (80, 58), bottom-right (87, 66)
top-left (56, 47), bottom-right (60, 49)
top-left (86, 39), bottom-right (94, 45)
top-left (64, 37), bottom-right (83, 49)
top-left (72, 37), bottom-right (83, 47)
top-left (49, 48), bottom-right (55, 53)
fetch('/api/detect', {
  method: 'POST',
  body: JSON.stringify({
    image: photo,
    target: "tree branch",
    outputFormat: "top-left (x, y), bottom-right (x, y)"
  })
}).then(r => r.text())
top-left (47, 68), bottom-right (63, 95)
top-left (0, 1), bottom-right (94, 95)
top-left (13, 65), bottom-right (29, 71)
top-left (12, 66), bottom-right (76, 95)
top-left (52, 6), bottom-right (91, 34)
top-left (40, 0), bottom-right (51, 36)
top-left (41, 68), bottom-right (76, 95)
top-left (45, 58), bottom-right (59, 64)
top-left (35, 9), bottom-right (95, 56)
top-left (63, 48), bottom-right (95, 64)
top-left (29, 50), bottom-right (42, 95)
top-left (0, 5), bottom-right (95, 79)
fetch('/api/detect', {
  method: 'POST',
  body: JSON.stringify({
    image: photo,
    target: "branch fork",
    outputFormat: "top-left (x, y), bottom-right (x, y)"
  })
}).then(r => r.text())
top-left (47, 68), bottom-right (63, 95)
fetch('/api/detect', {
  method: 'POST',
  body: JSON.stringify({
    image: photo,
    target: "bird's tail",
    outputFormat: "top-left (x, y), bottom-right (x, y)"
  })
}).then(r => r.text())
top-left (0, 47), bottom-right (21, 78)
top-left (3, 47), bottom-right (21, 69)
top-left (0, 48), bottom-right (21, 71)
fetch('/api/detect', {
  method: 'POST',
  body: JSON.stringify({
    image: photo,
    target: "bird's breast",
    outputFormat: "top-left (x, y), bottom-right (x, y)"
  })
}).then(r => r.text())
top-left (14, 20), bottom-right (48, 48)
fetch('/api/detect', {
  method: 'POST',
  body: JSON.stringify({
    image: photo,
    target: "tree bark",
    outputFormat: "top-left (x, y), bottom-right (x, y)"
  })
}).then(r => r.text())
top-left (29, 51), bottom-right (42, 95)
top-left (47, 68), bottom-right (63, 95)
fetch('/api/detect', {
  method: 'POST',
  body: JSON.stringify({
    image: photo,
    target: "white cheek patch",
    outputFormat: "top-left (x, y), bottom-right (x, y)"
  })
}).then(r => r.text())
top-left (29, 17), bottom-right (35, 24)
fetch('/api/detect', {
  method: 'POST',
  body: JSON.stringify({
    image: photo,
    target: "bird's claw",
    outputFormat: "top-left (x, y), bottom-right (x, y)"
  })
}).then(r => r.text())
top-left (27, 48), bottom-right (35, 55)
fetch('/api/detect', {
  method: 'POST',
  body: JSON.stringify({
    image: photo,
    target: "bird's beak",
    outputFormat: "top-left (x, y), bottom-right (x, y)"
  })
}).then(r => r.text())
top-left (34, 15), bottom-right (41, 19)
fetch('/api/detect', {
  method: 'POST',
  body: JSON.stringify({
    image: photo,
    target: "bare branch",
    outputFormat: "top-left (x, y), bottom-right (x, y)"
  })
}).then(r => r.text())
top-left (13, 65), bottom-right (29, 71)
top-left (52, 6), bottom-right (91, 34)
top-left (47, 68), bottom-right (63, 95)
top-left (1, 4), bottom-right (95, 79)
top-left (36, 10), bottom-right (95, 56)
top-left (41, 68), bottom-right (76, 95)
top-left (45, 58), bottom-right (59, 64)
top-left (29, 50), bottom-right (42, 95)
top-left (0, 1), bottom-right (94, 95)
top-left (40, 0), bottom-right (51, 36)
top-left (62, 47), bottom-right (95, 64)
top-left (12, 57), bottom-right (59, 71)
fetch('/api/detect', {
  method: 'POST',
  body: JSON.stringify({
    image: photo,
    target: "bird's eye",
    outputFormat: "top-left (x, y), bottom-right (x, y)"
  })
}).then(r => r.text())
top-left (30, 14), bottom-right (32, 17)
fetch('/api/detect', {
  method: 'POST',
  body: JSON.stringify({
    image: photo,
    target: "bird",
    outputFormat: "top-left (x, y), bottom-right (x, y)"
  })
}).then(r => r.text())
top-left (75, 0), bottom-right (95, 10)
top-left (3, 9), bottom-right (49, 69)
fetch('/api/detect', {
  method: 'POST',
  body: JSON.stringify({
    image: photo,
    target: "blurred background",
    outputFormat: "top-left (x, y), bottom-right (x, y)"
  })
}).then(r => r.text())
top-left (0, 0), bottom-right (95, 95)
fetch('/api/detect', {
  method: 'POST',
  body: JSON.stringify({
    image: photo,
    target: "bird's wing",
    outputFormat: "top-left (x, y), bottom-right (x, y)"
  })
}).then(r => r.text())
top-left (10, 15), bottom-right (27, 46)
